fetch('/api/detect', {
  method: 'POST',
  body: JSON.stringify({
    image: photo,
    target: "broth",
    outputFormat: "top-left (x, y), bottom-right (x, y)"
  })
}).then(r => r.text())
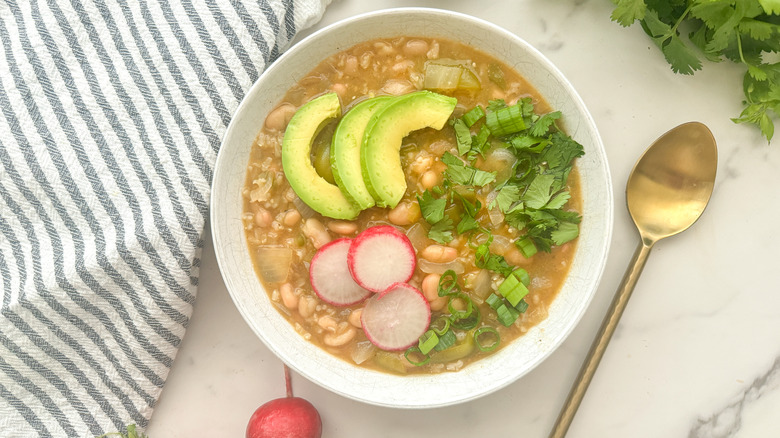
top-left (242, 36), bottom-right (582, 374)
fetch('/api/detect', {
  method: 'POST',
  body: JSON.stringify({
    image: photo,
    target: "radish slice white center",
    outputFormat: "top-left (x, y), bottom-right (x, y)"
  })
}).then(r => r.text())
top-left (309, 238), bottom-right (372, 306)
top-left (348, 225), bottom-right (416, 293)
top-left (361, 283), bottom-right (431, 351)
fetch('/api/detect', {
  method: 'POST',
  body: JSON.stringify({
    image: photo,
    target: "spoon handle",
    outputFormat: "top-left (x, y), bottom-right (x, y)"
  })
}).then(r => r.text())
top-left (549, 239), bottom-right (654, 438)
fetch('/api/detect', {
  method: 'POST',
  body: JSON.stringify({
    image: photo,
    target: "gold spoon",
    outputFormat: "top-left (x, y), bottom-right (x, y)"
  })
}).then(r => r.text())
top-left (549, 122), bottom-right (718, 437)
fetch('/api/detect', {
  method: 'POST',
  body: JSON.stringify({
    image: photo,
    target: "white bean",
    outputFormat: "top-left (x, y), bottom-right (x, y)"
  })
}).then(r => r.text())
top-left (403, 39), bottom-right (429, 56)
top-left (282, 209), bottom-right (301, 227)
top-left (253, 207), bottom-right (272, 228)
top-left (264, 103), bottom-right (296, 131)
top-left (302, 218), bottom-right (331, 249)
top-left (348, 308), bottom-right (363, 328)
top-left (422, 273), bottom-right (447, 311)
top-left (323, 326), bottom-right (357, 347)
top-left (317, 315), bottom-right (337, 332)
top-left (387, 201), bottom-right (421, 226)
top-left (344, 55), bottom-right (358, 75)
top-left (420, 245), bottom-right (458, 263)
top-left (328, 220), bottom-right (358, 235)
top-left (505, 247), bottom-right (533, 266)
top-left (331, 83), bottom-right (347, 97)
top-left (280, 283), bottom-right (298, 310)
top-left (420, 170), bottom-right (439, 190)
top-left (298, 295), bottom-right (317, 318)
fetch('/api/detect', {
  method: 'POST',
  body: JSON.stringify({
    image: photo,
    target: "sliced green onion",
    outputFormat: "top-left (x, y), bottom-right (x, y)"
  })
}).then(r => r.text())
top-left (474, 327), bottom-right (500, 352)
top-left (418, 330), bottom-right (439, 355)
top-left (498, 270), bottom-right (530, 307)
top-left (485, 293), bottom-right (503, 310)
top-left (434, 329), bottom-right (457, 351)
top-left (430, 315), bottom-right (451, 336)
top-left (438, 270), bottom-right (460, 297)
top-left (496, 303), bottom-right (520, 327)
top-left (512, 268), bottom-right (530, 286)
top-left (515, 299), bottom-right (529, 313)
top-left (462, 105), bottom-right (485, 127)
top-left (447, 292), bottom-right (473, 321)
top-left (404, 346), bottom-right (430, 366)
top-left (516, 236), bottom-right (538, 258)
top-left (485, 104), bottom-right (526, 137)
top-left (451, 304), bottom-right (481, 331)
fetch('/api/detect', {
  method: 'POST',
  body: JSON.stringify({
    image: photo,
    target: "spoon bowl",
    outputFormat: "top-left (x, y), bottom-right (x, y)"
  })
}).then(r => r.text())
top-left (628, 122), bottom-right (717, 243)
top-left (550, 122), bottom-right (718, 437)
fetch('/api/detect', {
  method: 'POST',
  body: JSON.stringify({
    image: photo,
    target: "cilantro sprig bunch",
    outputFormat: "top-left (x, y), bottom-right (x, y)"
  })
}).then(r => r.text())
top-left (611, 0), bottom-right (780, 141)
top-left (416, 98), bottom-right (584, 261)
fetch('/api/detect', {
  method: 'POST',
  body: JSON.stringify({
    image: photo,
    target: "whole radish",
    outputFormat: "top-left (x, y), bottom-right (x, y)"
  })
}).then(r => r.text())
top-left (246, 365), bottom-right (322, 438)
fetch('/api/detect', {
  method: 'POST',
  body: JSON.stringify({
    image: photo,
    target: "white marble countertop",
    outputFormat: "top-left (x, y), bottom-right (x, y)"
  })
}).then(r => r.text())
top-left (146, 1), bottom-right (780, 436)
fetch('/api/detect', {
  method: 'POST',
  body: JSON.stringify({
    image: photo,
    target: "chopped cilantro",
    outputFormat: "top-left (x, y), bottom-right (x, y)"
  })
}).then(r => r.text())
top-left (442, 152), bottom-right (496, 186)
top-left (429, 217), bottom-right (454, 244)
top-left (451, 118), bottom-right (472, 155)
top-left (610, 0), bottom-right (780, 141)
top-left (417, 190), bottom-right (446, 224)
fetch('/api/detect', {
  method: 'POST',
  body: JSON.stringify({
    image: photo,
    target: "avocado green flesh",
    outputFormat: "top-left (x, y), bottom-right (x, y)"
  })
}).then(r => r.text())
top-left (331, 96), bottom-right (394, 209)
top-left (281, 93), bottom-right (361, 220)
top-left (361, 91), bottom-right (457, 208)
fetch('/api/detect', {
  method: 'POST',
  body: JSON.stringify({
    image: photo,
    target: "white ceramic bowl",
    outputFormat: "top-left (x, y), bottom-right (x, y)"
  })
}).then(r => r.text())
top-left (211, 7), bottom-right (613, 408)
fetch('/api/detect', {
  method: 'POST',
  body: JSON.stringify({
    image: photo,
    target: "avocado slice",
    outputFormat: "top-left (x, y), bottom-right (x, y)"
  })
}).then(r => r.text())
top-left (331, 95), bottom-right (395, 209)
top-left (281, 93), bottom-right (361, 220)
top-left (361, 91), bottom-right (457, 208)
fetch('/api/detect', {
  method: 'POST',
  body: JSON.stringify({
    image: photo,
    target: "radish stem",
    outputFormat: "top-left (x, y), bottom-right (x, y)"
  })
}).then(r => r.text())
top-left (284, 364), bottom-right (293, 398)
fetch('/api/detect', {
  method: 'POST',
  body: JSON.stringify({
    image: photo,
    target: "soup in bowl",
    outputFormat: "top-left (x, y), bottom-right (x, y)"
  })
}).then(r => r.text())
top-left (212, 8), bottom-right (612, 408)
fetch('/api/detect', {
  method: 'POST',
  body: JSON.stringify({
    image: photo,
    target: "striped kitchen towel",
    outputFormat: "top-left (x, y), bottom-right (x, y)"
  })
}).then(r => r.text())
top-left (0, 0), bottom-right (330, 436)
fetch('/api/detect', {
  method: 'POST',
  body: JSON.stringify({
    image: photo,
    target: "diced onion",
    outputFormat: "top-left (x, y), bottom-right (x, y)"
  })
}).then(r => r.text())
top-left (488, 205), bottom-right (504, 226)
top-left (382, 79), bottom-right (415, 95)
top-left (489, 235), bottom-right (513, 255)
top-left (256, 246), bottom-right (293, 283)
top-left (418, 258), bottom-right (465, 275)
top-left (350, 341), bottom-right (377, 365)
top-left (471, 269), bottom-right (492, 299)
top-left (292, 196), bottom-right (316, 220)
top-left (483, 147), bottom-right (517, 184)
top-left (404, 223), bottom-right (431, 250)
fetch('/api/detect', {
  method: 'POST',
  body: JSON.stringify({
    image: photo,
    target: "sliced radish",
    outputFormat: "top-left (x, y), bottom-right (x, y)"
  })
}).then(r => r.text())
top-left (309, 238), bottom-right (372, 306)
top-left (361, 283), bottom-right (431, 351)
top-left (347, 225), bottom-right (416, 293)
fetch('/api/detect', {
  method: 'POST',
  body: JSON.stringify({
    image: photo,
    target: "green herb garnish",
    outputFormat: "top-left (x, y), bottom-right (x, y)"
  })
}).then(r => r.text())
top-left (611, 0), bottom-right (780, 141)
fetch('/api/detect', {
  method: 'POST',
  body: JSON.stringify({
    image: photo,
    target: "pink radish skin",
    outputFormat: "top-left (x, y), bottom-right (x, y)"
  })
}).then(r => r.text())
top-left (310, 238), bottom-right (371, 306)
top-left (361, 282), bottom-right (431, 351)
top-left (246, 365), bottom-right (322, 438)
top-left (348, 225), bottom-right (416, 293)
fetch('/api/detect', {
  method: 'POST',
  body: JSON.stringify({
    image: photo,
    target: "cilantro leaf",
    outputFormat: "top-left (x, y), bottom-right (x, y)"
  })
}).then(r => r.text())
top-left (529, 111), bottom-right (562, 137)
top-left (611, 0), bottom-right (647, 27)
top-left (457, 214), bottom-right (479, 234)
top-left (417, 190), bottom-right (446, 224)
top-left (522, 174), bottom-right (555, 209)
top-left (487, 99), bottom-right (507, 112)
top-left (429, 217), bottom-right (454, 244)
top-left (451, 118), bottom-right (472, 155)
top-left (545, 191), bottom-right (571, 210)
top-left (614, 0), bottom-right (780, 141)
top-left (759, 0), bottom-right (780, 15)
top-left (494, 185), bottom-right (522, 213)
top-left (442, 152), bottom-right (496, 186)
top-left (551, 221), bottom-right (580, 245)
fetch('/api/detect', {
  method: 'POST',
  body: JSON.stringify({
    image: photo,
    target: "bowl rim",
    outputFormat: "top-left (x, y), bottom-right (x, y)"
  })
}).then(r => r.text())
top-left (211, 6), bottom-right (613, 408)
